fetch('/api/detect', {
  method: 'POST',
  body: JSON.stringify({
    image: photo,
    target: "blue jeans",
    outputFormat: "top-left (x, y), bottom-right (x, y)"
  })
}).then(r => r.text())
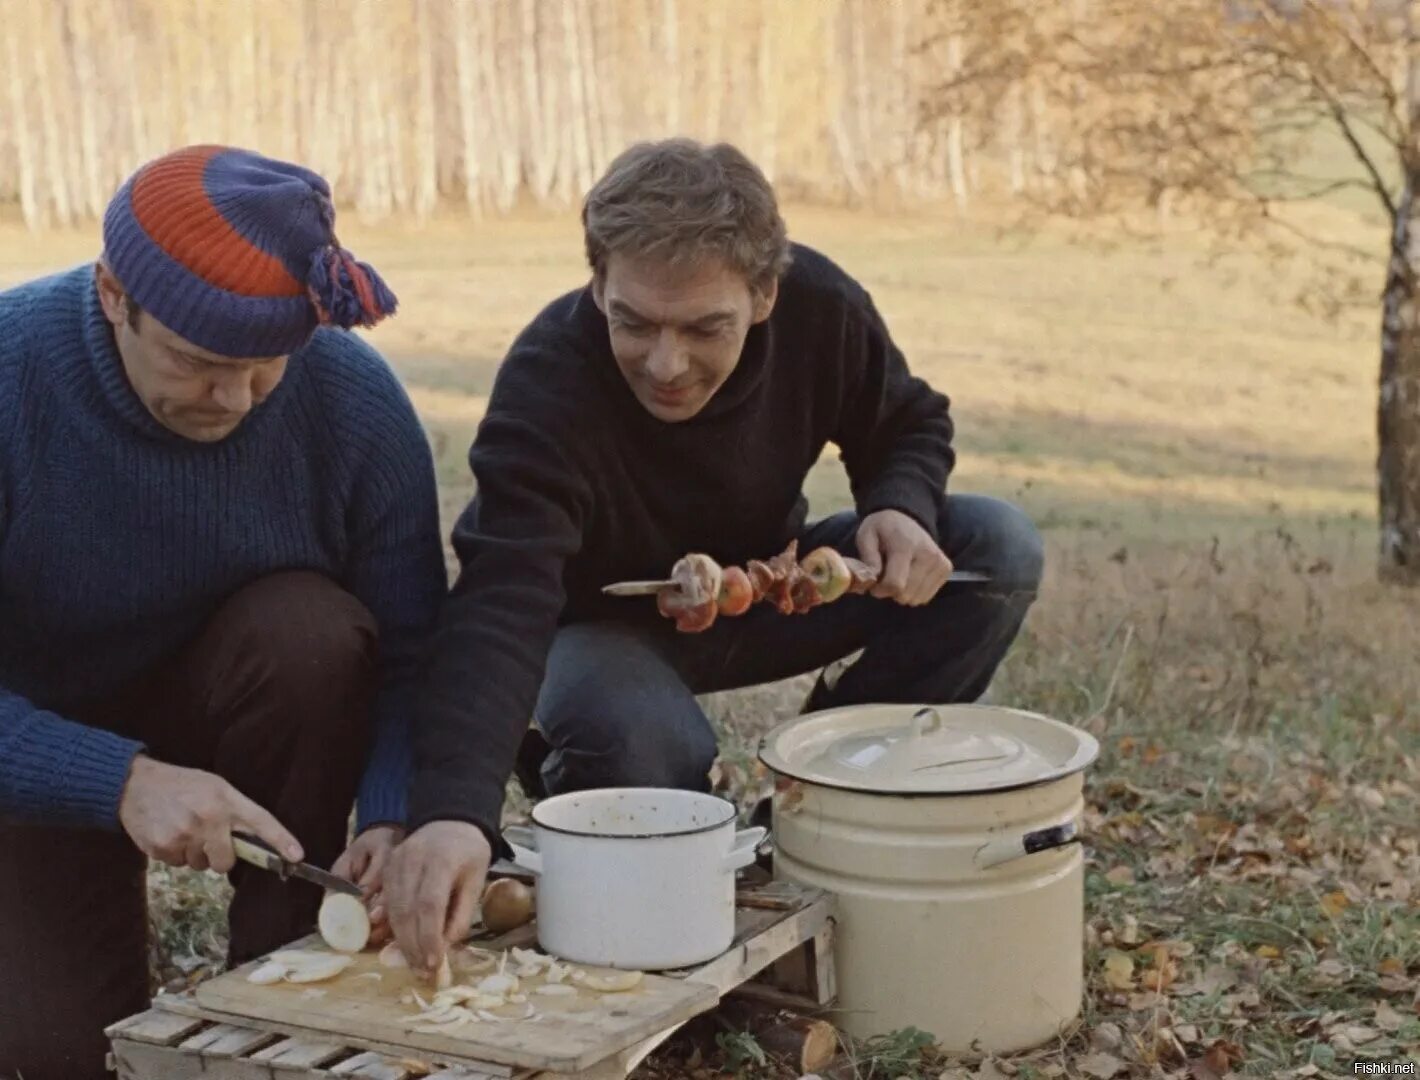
top-left (525, 494), bottom-right (1044, 798)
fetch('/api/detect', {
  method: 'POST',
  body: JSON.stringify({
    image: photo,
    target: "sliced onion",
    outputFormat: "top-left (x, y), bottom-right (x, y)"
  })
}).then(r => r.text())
top-left (285, 954), bottom-right (356, 983)
top-left (246, 961), bottom-right (287, 985)
top-left (379, 942), bottom-right (409, 969)
top-left (581, 970), bottom-right (644, 992)
top-left (318, 893), bottom-right (370, 954)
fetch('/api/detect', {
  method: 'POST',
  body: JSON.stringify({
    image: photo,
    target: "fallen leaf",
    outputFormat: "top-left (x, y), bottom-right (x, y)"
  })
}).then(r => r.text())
top-left (1142, 950), bottom-right (1179, 992)
top-left (1319, 891), bottom-right (1351, 918)
top-left (1375, 1001), bottom-right (1407, 1032)
top-left (1127, 990), bottom-right (1168, 1010)
top-left (1173, 964), bottom-right (1236, 997)
top-left (1345, 1025), bottom-right (1380, 1045)
top-left (1090, 1021), bottom-right (1123, 1052)
top-left (1355, 786), bottom-right (1386, 810)
top-left (1204, 1039), bottom-right (1243, 1073)
top-left (1175, 1023), bottom-right (1201, 1044)
top-left (1315, 958), bottom-right (1348, 979)
top-left (1102, 951), bottom-right (1135, 990)
top-left (1077, 1052), bottom-right (1125, 1079)
top-left (1105, 866), bottom-right (1136, 886)
top-left (973, 1061), bottom-right (1013, 1079)
top-left (1255, 944), bottom-right (1282, 959)
top-left (1119, 913), bottom-right (1140, 945)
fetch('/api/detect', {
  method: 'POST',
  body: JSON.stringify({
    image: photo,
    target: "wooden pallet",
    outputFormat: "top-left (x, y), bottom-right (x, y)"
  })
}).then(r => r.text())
top-left (108, 881), bottom-right (835, 1080)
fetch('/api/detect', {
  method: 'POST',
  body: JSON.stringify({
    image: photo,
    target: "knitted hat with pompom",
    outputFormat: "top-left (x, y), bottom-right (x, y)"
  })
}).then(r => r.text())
top-left (102, 145), bottom-right (396, 357)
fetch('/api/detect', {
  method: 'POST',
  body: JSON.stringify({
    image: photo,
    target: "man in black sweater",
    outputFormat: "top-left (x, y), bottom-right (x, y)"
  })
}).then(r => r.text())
top-left (384, 139), bottom-right (1043, 973)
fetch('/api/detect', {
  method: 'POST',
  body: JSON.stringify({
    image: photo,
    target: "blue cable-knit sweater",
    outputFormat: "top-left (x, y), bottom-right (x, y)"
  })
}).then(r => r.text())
top-left (0, 266), bottom-right (448, 832)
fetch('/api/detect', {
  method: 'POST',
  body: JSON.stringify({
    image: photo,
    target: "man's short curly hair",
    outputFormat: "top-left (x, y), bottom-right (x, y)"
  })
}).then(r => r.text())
top-left (582, 138), bottom-right (792, 293)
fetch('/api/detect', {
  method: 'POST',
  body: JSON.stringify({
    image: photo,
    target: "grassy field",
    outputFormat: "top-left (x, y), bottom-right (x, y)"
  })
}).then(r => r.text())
top-left (3, 200), bottom-right (1417, 1079)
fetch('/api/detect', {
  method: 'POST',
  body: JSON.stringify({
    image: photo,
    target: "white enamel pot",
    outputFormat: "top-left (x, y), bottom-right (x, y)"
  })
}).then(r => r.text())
top-left (760, 703), bottom-right (1099, 1055)
top-left (504, 787), bottom-right (766, 970)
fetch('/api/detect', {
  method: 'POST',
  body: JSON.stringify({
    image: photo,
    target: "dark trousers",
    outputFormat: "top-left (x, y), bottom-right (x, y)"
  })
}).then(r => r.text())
top-left (0, 572), bottom-right (378, 1080)
top-left (522, 494), bottom-right (1045, 798)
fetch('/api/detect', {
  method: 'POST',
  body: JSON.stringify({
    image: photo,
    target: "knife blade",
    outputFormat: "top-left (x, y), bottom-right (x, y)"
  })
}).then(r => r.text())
top-left (602, 569), bottom-right (992, 596)
top-left (231, 831), bottom-right (363, 897)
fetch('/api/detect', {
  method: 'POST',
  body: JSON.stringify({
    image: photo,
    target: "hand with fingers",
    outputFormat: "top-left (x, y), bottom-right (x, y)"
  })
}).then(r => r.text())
top-left (332, 824), bottom-right (406, 946)
top-left (117, 753), bottom-right (303, 873)
top-left (856, 508), bottom-right (954, 607)
top-left (385, 820), bottom-right (491, 981)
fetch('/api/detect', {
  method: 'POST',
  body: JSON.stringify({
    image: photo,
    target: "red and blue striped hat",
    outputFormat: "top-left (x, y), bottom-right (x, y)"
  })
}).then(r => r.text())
top-left (102, 145), bottom-right (397, 357)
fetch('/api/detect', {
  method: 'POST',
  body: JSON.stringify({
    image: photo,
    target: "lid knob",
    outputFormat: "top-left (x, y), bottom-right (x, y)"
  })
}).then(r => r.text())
top-left (910, 706), bottom-right (944, 738)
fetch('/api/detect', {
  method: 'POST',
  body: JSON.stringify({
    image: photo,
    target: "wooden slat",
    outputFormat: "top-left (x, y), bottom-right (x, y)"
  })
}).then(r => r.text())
top-left (689, 896), bottom-right (835, 994)
top-left (105, 1009), bottom-right (210, 1046)
top-left (112, 1037), bottom-right (278, 1080)
top-left (180, 1021), bottom-right (277, 1058)
top-left (530, 1021), bottom-right (684, 1080)
top-left (249, 1035), bottom-right (352, 1069)
top-left (154, 995), bottom-right (516, 1077)
top-left (426, 1069), bottom-right (516, 1080)
top-left (330, 1049), bottom-right (412, 1079)
top-left (729, 980), bottom-right (840, 1015)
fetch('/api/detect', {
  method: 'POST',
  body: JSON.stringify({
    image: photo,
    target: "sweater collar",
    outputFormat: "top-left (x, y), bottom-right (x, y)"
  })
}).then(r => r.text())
top-left (80, 274), bottom-right (295, 446)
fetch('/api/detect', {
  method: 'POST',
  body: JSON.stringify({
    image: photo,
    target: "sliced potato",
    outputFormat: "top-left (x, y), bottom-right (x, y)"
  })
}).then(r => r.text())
top-left (534, 984), bottom-right (579, 997)
top-left (318, 892), bottom-right (370, 954)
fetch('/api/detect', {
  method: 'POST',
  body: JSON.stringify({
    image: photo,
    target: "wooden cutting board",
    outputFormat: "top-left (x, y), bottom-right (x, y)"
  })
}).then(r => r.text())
top-left (194, 936), bottom-right (720, 1073)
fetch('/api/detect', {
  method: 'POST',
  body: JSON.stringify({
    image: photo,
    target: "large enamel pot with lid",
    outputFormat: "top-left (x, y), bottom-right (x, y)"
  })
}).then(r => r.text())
top-left (759, 703), bottom-right (1099, 1054)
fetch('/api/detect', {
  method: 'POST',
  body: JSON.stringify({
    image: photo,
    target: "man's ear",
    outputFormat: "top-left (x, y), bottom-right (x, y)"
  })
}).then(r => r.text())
top-left (751, 276), bottom-right (779, 324)
top-left (94, 260), bottom-right (128, 329)
top-left (590, 270), bottom-right (607, 314)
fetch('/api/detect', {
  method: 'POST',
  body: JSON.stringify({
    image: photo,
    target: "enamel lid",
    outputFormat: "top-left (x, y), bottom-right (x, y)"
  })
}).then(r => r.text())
top-left (758, 703), bottom-right (1099, 795)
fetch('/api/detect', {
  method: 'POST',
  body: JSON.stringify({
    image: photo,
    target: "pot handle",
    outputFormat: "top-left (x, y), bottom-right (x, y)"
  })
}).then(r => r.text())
top-left (973, 819), bottom-right (1079, 870)
top-left (721, 826), bottom-right (768, 872)
top-left (502, 825), bottom-right (543, 875)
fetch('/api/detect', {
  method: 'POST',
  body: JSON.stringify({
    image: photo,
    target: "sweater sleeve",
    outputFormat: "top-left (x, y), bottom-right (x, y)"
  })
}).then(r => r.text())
top-left (336, 366), bottom-right (449, 833)
top-left (0, 690), bottom-right (146, 826)
top-left (832, 291), bottom-right (955, 541)
top-left (407, 386), bottom-right (592, 849)
top-left (0, 318), bottom-right (147, 827)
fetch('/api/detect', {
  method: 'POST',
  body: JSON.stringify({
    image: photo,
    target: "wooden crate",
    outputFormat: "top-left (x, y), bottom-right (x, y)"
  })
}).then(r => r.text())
top-left (107, 881), bottom-right (835, 1080)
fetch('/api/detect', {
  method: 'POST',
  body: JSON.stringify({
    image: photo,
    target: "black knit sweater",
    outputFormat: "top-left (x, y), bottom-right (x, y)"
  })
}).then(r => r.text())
top-left (408, 244), bottom-right (955, 843)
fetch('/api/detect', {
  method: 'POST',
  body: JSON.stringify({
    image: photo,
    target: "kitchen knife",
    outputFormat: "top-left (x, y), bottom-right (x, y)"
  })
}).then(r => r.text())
top-left (231, 831), bottom-right (363, 897)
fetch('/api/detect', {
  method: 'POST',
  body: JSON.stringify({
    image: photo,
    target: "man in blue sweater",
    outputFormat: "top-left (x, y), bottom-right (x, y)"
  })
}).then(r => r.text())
top-left (0, 146), bottom-right (447, 1080)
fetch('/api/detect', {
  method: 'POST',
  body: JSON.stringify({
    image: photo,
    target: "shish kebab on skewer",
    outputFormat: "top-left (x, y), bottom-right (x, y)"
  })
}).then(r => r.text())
top-left (601, 540), bottom-right (986, 633)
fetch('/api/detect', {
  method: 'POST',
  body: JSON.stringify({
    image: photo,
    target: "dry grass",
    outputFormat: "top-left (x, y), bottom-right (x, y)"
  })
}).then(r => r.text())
top-left (5, 201), bottom-right (1417, 1077)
